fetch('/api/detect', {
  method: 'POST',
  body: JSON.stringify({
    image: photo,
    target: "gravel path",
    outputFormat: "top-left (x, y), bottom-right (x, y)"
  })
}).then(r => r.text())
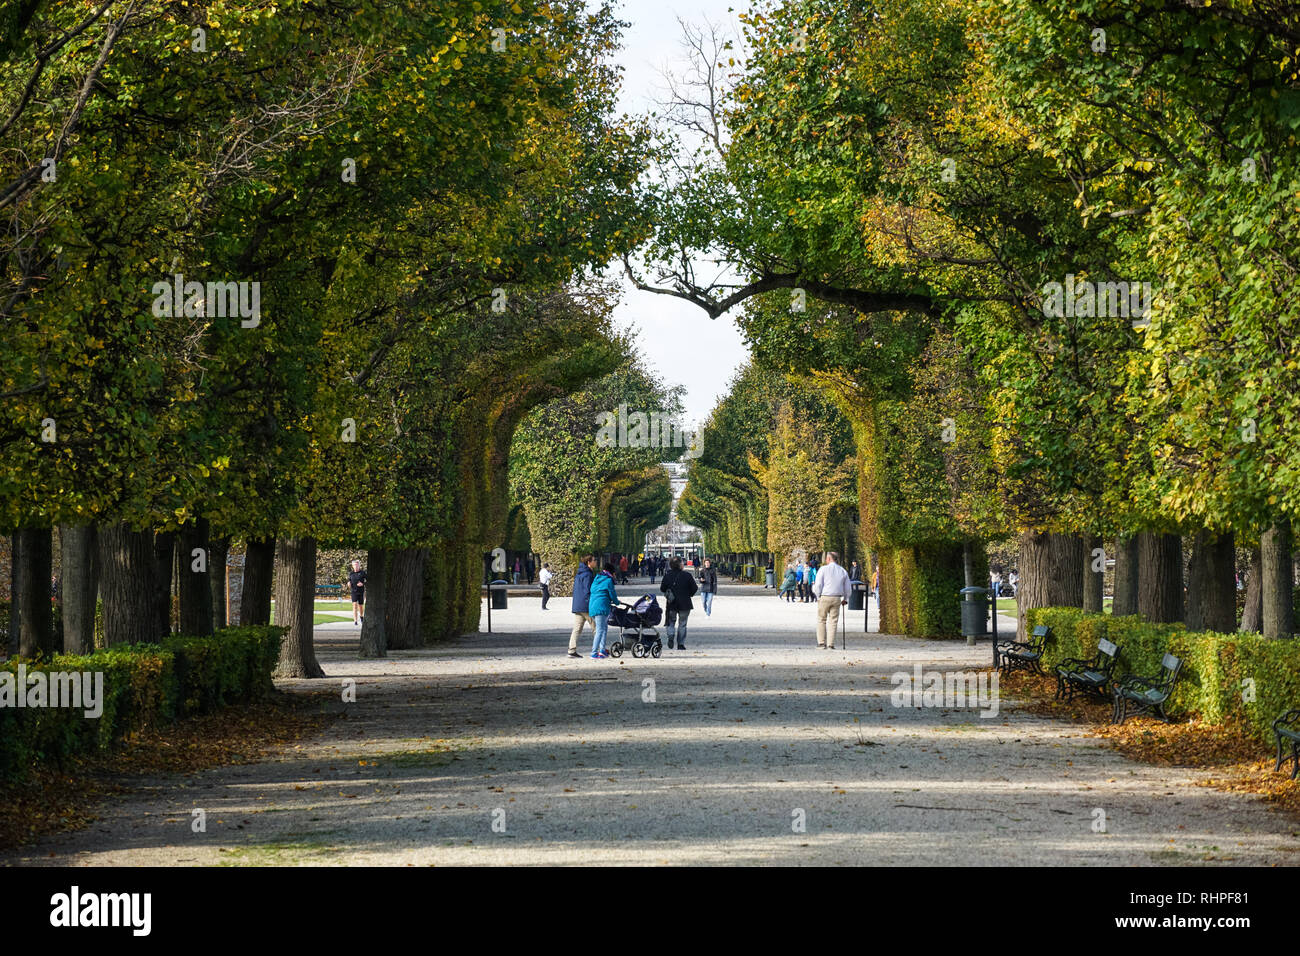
top-left (6, 581), bottom-right (1298, 866)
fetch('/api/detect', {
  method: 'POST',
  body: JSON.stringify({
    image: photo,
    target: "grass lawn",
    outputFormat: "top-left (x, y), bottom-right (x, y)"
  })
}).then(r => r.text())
top-left (268, 599), bottom-right (355, 626)
top-left (312, 613), bottom-right (354, 625)
top-left (991, 596), bottom-right (1115, 619)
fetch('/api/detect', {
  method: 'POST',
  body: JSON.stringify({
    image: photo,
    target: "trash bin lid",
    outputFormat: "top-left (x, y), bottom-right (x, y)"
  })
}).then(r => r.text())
top-left (959, 586), bottom-right (988, 594)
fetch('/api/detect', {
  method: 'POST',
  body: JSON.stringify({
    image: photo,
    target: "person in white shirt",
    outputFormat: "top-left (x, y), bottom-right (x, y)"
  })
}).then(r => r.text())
top-left (539, 563), bottom-right (553, 610)
top-left (812, 552), bottom-right (851, 649)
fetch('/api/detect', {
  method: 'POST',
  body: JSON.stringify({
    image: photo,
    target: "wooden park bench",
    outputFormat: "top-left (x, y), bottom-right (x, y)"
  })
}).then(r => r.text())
top-left (1055, 638), bottom-right (1121, 702)
top-left (315, 583), bottom-right (344, 599)
top-left (1111, 652), bottom-right (1181, 724)
top-left (994, 624), bottom-right (1051, 675)
top-left (1273, 709), bottom-right (1300, 779)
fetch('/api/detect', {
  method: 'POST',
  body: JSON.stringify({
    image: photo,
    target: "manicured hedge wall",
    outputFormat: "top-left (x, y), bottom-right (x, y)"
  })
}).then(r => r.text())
top-left (878, 542), bottom-right (984, 638)
top-left (0, 626), bottom-right (283, 780)
top-left (1027, 608), bottom-right (1300, 744)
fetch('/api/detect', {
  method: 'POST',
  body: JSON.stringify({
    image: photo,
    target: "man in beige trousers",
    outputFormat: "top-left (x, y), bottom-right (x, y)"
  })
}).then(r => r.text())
top-left (567, 555), bottom-right (597, 658)
top-left (813, 552), bottom-right (851, 649)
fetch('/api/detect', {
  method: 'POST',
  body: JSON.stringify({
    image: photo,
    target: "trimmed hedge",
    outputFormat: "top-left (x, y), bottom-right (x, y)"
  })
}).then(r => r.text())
top-left (1027, 608), bottom-right (1300, 745)
top-left (0, 626), bottom-right (283, 780)
top-left (879, 541), bottom-right (984, 638)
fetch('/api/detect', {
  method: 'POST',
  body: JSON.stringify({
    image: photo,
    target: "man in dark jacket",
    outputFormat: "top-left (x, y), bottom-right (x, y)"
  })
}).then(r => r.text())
top-left (697, 558), bottom-right (718, 616)
top-left (568, 555), bottom-right (597, 658)
top-left (660, 557), bottom-right (698, 649)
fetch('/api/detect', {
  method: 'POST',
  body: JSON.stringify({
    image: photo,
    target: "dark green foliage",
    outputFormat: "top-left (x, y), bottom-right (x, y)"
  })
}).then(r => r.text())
top-left (0, 626), bottom-right (282, 780)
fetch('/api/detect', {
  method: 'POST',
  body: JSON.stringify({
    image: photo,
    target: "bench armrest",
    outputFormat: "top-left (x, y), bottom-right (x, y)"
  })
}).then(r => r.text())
top-left (997, 639), bottom-right (1035, 652)
top-left (1273, 708), bottom-right (1300, 730)
top-left (1116, 674), bottom-right (1159, 691)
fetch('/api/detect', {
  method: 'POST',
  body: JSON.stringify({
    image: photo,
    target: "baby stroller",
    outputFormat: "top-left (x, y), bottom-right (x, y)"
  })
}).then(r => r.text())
top-left (607, 594), bottom-right (663, 659)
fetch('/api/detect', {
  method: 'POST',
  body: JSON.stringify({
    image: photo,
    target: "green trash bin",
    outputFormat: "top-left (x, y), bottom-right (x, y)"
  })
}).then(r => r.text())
top-left (849, 582), bottom-right (865, 611)
top-left (959, 586), bottom-right (988, 642)
top-left (490, 579), bottom-right (508, 609)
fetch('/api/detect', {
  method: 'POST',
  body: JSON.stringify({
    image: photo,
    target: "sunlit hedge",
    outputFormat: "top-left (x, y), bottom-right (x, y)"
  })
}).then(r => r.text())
top-left (1027, 608), bottom-right (1300, 744)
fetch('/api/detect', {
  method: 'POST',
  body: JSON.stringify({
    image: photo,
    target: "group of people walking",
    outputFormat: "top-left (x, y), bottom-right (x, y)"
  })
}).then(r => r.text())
top-left (568, 555), bottom-right (709, 658)
top-left (780, 559), bottom-right (819, 602)
top-left (556, 549), bottom-right (867, 657)
top-left (641, 554), bottom-right (669, 583)
top-left (781, 555), bottom-right (878, 605)
top-left (772, 551), bottom-right (859, 646)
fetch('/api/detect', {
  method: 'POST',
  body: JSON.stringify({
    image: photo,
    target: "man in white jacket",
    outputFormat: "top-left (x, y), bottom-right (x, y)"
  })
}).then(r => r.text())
top-left (539, 563), bottom-right (553, 609)
top-left (812, 552), bottom-right (851, 649)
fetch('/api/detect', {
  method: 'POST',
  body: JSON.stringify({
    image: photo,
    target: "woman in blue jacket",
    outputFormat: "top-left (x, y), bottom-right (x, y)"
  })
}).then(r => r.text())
top-left (587, 562), bottom-right (620, 659)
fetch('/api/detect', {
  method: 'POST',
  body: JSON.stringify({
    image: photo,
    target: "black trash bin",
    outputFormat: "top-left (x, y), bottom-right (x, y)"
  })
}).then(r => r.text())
top-left (490, 579), bottom-right (508, 609)
top-left (959, 586), bottom-right (988, 641)
top-left (848, 582), bottom-right (865, 611)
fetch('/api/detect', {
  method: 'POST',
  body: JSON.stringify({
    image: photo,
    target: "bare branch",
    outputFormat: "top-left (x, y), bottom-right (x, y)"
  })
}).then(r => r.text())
top-left (624, 254), bottom-right (936, 319)
top-left (0, 0), bottom-right (137, 211)
top-left (656, 17), bottom-right (734, 154)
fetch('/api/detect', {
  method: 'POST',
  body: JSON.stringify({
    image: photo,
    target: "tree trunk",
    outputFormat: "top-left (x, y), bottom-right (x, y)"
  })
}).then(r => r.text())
top-left (421, 548), bottom-right (450, 645)
top-left (1240, 547), bottom-right (1263, 633)
top-left (177, 518), bottom-right (213, 636)
top-left (962, 541), bottom-right (974, 589)
top-left (99, 523), bottom-right (162, 646)
top-left (1137, 531), bottom-right (1183, 623)
top-left (273, 536), bottom-right (324, 678)
top-left (1111, 534), bottom-right (1140, 616)
top-left (359, 547), bottom-right (388, 658)
top-left (1261, 519), bottom-right (1294, 639)
top-left (59, 524), bottom-right (97, 654)
top-left (239, 536), bottom-right (275, 626)
top-left (457, 541), bottom-right (481, 634)
top-left (17, 526), bottom-right (54, 658)
top-left (1083, 534), bottom-right (1104, 613)
top-left (152, 530), bottom-right (175, 636)
top-left (1016, 531), bottom-right (1085, 639)
top-left (1185, 529), bottom-right (1236, 633)
top-left (88, 525), bottom-right (100, 645)
top-left (209, 536), bottom-right (229, 630)
top-left (7, 532), bottom-right (20, 655)
top-left (536, 547), bottom-right (579, 598)
top-left (385, 547), bottom-right (426, 650)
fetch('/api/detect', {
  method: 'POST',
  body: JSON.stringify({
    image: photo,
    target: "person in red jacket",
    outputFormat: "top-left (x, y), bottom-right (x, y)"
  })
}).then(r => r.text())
top-left (618, 554), bottom-right (629, 584)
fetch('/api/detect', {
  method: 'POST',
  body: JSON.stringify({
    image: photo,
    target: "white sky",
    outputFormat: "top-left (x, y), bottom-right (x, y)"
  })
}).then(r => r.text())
top-left (603, 0), bottom-right (752, 427)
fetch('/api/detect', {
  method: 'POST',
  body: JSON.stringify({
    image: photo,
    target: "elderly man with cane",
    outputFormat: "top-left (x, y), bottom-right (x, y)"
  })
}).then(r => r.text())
top-left (812, 551), bottom-right (851, 649)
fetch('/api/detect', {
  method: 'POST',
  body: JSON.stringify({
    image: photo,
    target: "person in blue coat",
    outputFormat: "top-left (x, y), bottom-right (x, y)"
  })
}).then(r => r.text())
top-left (587, 562), bottom-right (620, 659)
top-left (567, 555), bottom-right (597, 659)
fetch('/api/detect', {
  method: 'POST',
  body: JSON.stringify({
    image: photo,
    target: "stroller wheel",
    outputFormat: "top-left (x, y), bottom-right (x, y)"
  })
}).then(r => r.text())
top-left (609, 642), bottom-right (622, 658)
top-left (650, 643), bottom-right (662, 658)
top-left (631, 642), bottom-right (644, 658)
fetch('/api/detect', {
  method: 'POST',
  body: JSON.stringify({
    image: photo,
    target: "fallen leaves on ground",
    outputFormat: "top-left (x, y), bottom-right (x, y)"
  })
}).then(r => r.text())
top-left (996, 668), bottom-right (1300, 815)
top-left (0, 691), bottom-right (339, 851)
